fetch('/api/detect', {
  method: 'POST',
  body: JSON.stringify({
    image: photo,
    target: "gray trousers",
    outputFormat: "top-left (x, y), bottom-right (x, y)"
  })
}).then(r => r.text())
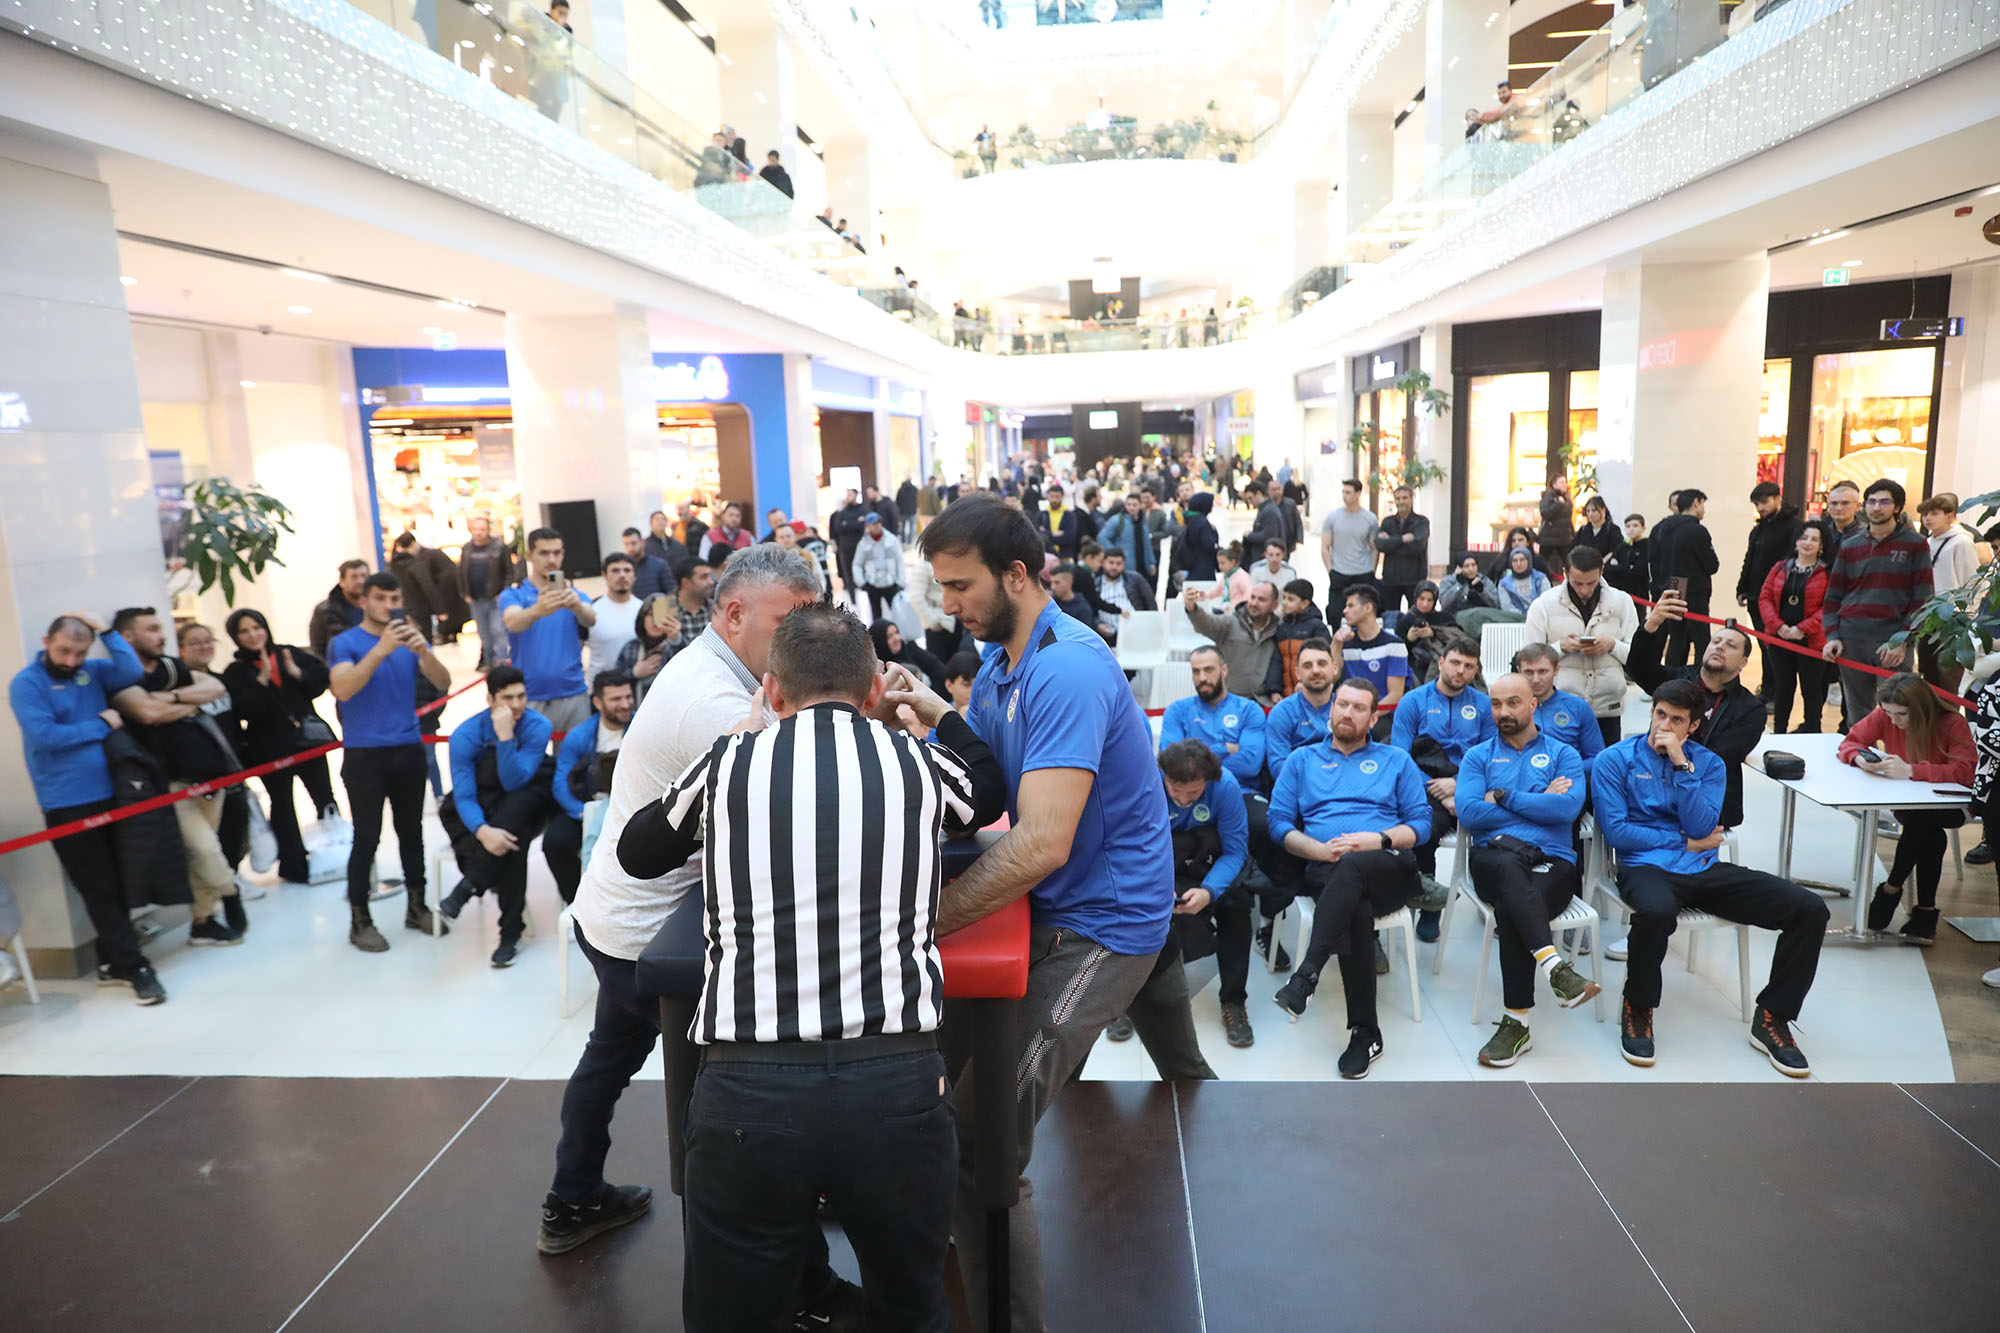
top-left (946, 922), bottom-right (1157, 1332)
top-left (1837, 636), bottom-right (1894, 720)
top-left (526, 692), bottom-right (592, 733)
top-left (469, 596), bottom-right (508, 667)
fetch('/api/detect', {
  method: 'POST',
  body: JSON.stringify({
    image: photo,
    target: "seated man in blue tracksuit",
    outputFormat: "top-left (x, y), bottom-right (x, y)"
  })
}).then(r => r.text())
top-left (1160, 646), bottom-right (1266, 788)
top-left (1390, 634), bottom-right (1495, 938)
top-left (1593, 678), bottom-right (1827, 1077)
top-left (1159, 741), bottom-right (1260, 1053)
top-left (1515, 642), bottom-right (1605, 762)
top-left (1268, 677), bottom-right (1431, 1079)
top-left (1455, 672), bottom-right (1600, 1070)
top-left (543, 669), bottom-right (635, 904)
top-left (437, 665), bottom-right (555, 967)
top-left (1264, 637), bottom-right (1336, 787)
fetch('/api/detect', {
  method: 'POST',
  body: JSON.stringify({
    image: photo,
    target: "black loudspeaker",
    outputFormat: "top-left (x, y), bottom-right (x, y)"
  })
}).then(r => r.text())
top-left (540, 500), bottom-right (600, 579)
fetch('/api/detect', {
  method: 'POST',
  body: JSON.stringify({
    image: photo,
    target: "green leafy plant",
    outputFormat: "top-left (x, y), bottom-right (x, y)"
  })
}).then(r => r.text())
top-left (1389, 456), bottom-right (1449, 491)
top-left (1346, 422), bottom-right (1379, 476)
top-left (1897, 487), bottom-right (2000, 669)
top-left (180, 477), bottom-right (295, 603)
top-left (1554, 436), bottom-right (1599, 497)
top-left (1395, 369), bottom-right (1451, 418)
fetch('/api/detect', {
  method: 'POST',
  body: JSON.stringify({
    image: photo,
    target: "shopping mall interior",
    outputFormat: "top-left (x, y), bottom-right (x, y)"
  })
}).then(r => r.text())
top-left (3, 1), bottom-right (2000, 1329)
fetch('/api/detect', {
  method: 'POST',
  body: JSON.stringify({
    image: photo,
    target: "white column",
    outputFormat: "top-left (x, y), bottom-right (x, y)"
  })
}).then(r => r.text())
top-left (717, 27), bottom-right (798, 180)
top-left (576, 0), bottom-right (631, 76)
top-left (1249, 362), bottom-right (1305, 480)
top-left (1333, 113), bottom-right (1393, 251)
top-left (505, 305), bottom-right (658, 560)
top-left (823, 138), bottom-right (879, 256)
top-left (782, 353), bottom-right (821, 527)
top-left (1597, 255), bottom-right (1769, 571)
top-left (1418, 322), bottom-right (1455, 570)
top-left (1424, 0), bottom-right (1510, 171)
top-left (1935, 265), bottom-right (2000, 500)
top-left (0, 133), bottom-right (171, 975)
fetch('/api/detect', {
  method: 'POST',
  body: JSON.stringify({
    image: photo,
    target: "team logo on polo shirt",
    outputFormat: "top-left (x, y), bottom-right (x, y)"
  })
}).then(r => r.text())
top-left (1359, 759), bottom-right (1379, 774)
top-left (75, 671), bottom-right (90, 686)
top-left (1192, 803), bottom-right (1211, 822)
top-left (1554, 711), bottom-right (1571, 726)
top-left (1007, 687), bottom-right (1020, 722)
top-left (1530, 753), bottom-right (1551, 769)
top-left (1223, 714), bottom-right (1239, 729)
top-left (1460, 704), bottom-right (1477, 720)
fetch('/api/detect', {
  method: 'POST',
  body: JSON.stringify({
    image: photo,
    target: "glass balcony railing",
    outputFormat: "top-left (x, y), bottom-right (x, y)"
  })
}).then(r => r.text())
top-left (950, 115), bottom-right (1255, 175)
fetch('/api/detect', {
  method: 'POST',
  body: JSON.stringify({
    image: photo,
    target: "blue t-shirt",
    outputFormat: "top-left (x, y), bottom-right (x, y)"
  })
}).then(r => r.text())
top-left (499, 583), bottom-right (591, 701)
top-left (1160, 691), bottom-right (1266, 787)
top-left (1164, 771), bottom-right (1249, 891)
top-left (329, 625), bottom-right (421, 748)
top-left (1390, 681), bottom-right (1496, 766)
top-left (1269, 738), bottom-right (1431, 846)
top-left (1264, 689), bottom-right (1332, 784)
top-left (967, 600), bottom-right (1173, 955)
top-left (1456, 732), bottom-right (1587, 863)
top-left (1341, 628), bottom-right (1410, 694)
top-left (1535, 688), bottom-right (1604, 761)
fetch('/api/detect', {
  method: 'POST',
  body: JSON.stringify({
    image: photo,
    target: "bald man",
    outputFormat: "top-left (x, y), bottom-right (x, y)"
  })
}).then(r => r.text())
top-left (1453, 673), bottom-right (1600, 1069)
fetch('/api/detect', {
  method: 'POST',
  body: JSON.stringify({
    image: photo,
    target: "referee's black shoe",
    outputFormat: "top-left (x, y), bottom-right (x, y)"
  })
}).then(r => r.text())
top-left (537, 1183), bottom-right (653, 1255)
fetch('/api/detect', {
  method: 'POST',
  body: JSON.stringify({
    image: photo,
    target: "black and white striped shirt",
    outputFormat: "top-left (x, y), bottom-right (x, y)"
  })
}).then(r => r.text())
top-left (619, 705), bottom-right (1003, 1043)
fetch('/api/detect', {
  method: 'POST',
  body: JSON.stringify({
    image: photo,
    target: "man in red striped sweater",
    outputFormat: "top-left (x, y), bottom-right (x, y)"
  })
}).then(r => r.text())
top-left (1822, 479), bottom-right (1933, 720)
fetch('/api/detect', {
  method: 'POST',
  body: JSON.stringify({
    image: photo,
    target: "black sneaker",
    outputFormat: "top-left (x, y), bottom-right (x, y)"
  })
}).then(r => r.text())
top-left (406, 905), bottom-right (447, 935)
top-left (1620, 1000), bottom-right (1656, 1067)
top-left (536, 1183), bottom-right (653, 1255)
top-left (1749, 1006), bottom-right (1810, 1078)
top-left (1104, 1015), bottom-right (1134, 1041)
top-left (1900, 906), bottom-right (1939, 946)
top-left (491, 940), bottom-right (520, 969)
top-left (793, 1274), bottom-right (867, 1332)
top-left (1337, 1025), bottom-right (1383, 1079)
top-left (188, 916), bottom-right (245, 947)
top-left (439, 880), bottom-right (473, 920)
top-left (350, 920), bottom-right (389, 953)
top-left (222, 895), bottom-right (248, 934)
top-left (1255, 921), bottom-right (1293, 972)
top-left (1416, 908), bottom-right (1441, 943)
top-left (97, 962), bottom-right (167, 1005)
top-left (1866, 884), bottom-right (1902, 932)
top-left (1220, 1001), bottom-right (1255, 1048)
top-left (1272, 969), bottom-right (1317, 1022)
top-left (1966, 841), bottom-right (1993, 866)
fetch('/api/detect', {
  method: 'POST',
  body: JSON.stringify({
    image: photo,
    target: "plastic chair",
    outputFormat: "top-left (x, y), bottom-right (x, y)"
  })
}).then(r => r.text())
top-left (1114, 611), bottom-right (1170, 671)
top-left (1154, 535), bottom-right (1174, 608)
top-left (4, 928), bottom-right (40, 1005)
top-left (1267, 898), bottom-right (1422, 1022)
top-left (1164, 599), bottom-right (1209, 655)
top-left (1479, 621), bottom-right (1529, 686)
top-left (424, 843), bottom-right (534, 940)
top-left (1432, 835), bottom-right (1605, 1024)
top-left (1591, 842), bottom-right (1754, 1023)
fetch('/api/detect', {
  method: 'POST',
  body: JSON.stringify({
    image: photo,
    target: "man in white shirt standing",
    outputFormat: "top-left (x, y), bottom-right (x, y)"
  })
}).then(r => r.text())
top-left (587, 552), bottom-right (642, 674)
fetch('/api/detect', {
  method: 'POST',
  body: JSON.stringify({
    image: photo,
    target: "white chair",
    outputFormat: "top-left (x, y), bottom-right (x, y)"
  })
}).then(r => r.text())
top-left (1114, 610), bottom-right (1170, 671)
top-left (4, 928), bottom-right (40, 1005)
top-left (1432, 836), bottom-right (1605, 1024)
top-left (1266, 898), bottom-right (1422, 1022)
top-left (1479, 621), bottom-right (1529, 686)
top-left (424, 843), bottom-right (534, 940)
top-left (557, 903), bottom-right (578, 1018)
top-left (1592, 846), bottom-right (1753, 1023)
top-left (1164, 598), bottom-right (1209, 655)
top-left (1147, 659), bottom-right (1199, 711)
top-left (1154, 535), bottom-right (1174, 608)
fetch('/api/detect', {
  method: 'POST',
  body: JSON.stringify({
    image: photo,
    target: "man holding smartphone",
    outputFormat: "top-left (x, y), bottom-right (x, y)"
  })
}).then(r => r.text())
top-left (502, 527), bottom-right (597, 733)
top-left (329, 572), bottom-right (454, 952)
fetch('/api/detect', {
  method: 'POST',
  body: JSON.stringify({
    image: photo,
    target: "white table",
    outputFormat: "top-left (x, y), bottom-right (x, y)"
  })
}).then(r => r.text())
top-left (1747, 733), bottom-right (1974, 941)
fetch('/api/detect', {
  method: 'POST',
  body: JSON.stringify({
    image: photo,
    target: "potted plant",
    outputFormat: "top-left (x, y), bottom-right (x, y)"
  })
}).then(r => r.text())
top-left (180, 477), bottom-right (296, 603)
top-left (1395, 368), bottom-right (1451, 418)
top-left (1901, 488), bottom-right (2000, 668)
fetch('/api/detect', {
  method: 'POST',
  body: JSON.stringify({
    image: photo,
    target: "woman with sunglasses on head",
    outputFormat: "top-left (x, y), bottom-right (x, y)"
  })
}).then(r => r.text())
top-left (1839, 672), bottom-right (1976, 943)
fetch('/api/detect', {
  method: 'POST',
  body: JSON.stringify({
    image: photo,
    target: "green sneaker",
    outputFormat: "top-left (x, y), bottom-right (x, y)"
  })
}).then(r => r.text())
top-left (1478, 1015), bottom-right (1532, 1068)
top-left (1548, 961), bottom-right (1602, 1010)
top-left (1416, 875), bottom-right (1451, 912)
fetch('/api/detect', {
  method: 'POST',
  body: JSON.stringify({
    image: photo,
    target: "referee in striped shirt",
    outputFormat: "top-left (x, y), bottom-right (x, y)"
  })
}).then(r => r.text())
top-left (619, 602), bottom-right (1004, 1333)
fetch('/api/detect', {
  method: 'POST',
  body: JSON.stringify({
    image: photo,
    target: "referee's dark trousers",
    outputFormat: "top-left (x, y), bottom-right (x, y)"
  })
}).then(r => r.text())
top-left (684, 1039), bottom-right (956, 1333)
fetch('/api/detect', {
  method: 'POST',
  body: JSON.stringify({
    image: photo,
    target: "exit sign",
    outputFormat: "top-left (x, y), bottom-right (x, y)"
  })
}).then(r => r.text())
top-left (1822, 267), bottom-right (1851, 287)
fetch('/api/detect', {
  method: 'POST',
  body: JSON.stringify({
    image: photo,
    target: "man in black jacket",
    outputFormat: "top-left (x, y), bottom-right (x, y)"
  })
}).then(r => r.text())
top-left (1624, 591), bottom-right (1765, 831)
top-left (1243, 480), bottom-right (1287, 556)
top-left (309, 559), bottom-right (368, 660)
top-left (1736, 483), bottom-right (1802, 645)
top-left (390, 533), bottom-right (466, 642)
top-left (829, 489), bottom-right (869, 598)
top-left (757, 150), bottom-right (793, 197)
top-left (1647, 489), bottom-right (1719, 670)
top-left (863, 484), bottom-right (902, 542)
top-left (1375, 485), bottom-right (1431, 613)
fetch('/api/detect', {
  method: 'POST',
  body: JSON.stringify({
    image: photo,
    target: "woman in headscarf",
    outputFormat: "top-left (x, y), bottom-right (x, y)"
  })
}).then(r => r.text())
top-left (870, 618), bottom-right (949, 694)
top-left (222, 608), bottom-right (336, 885)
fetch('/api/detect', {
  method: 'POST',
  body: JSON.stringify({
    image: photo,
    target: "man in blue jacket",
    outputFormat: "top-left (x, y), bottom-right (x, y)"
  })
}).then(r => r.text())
top-left (1389, 634), bottom-right (1494, 938)
top-left (1161, 646), bottom-right (1266, 787)
top-left (438, 665), bottom-right (556, 967)
top-left (1593, 679), bottom-right (1828, 1076)
top-left (543, 669), bottom-right (634, 904)
top-left (7, 612), bottom-right (163, 1004)
top-left (1268, 677), bottom-right (1432, 1078)
top-left (1456, 673), bottom-right (1600, 1069)
top-left (1159, 740), bottom-right (1257, 1052)
top-left (1515, 642), bottom-right (1605, 762)
top-left (1265, 637), bottom-right (1335, 785)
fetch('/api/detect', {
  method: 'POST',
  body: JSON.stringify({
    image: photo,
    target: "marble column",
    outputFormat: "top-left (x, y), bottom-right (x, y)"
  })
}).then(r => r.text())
top-left (1333, 112), bottom-right (1393, 252)
top-left (1424, 0), bottom-right (1511, 171)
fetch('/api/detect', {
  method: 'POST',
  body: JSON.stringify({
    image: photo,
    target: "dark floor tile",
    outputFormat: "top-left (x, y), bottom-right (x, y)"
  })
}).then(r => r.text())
top-left (0, 1075), bottom-right (191, 1214)
top-left (1538, 1083), bottom-right (2000, 1333)
top-left (1176, 1081), bottom-right (1689, 1333)
top-left (1031, 1082), bottom-right (1200, 1333)
top-left (1901, 1083), bottom-right (2000, 1166)
top-left (2, 1076), bottom-right (500, 1331)
top-left (284, 1078), bottom-right (675, 1332)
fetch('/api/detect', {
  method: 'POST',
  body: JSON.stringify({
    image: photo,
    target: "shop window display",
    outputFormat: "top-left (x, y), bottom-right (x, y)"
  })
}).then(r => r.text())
top-left (370, 406), bottom-right (525, 559)
top-left (1463, 372), bottom-right (1551, 548)
top-left (1806, 347), bottom-right (1933, 498)
top-left (1566, 370), bottom-right (1599, 490)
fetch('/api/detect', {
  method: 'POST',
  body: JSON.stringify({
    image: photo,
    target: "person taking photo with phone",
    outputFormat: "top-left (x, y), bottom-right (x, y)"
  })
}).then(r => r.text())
top-left (1839, 672), bottom-right (1975, 943)
top-left (502, 527), bottom-right (598, 733)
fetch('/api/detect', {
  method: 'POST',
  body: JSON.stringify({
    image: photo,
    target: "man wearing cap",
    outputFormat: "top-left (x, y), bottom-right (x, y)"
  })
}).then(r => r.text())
top-left (851, 507), bottom-right (907, 623)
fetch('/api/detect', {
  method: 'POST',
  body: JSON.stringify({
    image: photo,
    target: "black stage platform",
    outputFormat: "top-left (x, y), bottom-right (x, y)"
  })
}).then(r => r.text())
top-left (3, 1076), bottom-right (1998, 1330)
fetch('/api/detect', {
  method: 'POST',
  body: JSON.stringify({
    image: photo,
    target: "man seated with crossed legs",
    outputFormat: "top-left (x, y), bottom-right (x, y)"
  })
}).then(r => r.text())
top-left (1456, 673), bottom-right (1601, 1068)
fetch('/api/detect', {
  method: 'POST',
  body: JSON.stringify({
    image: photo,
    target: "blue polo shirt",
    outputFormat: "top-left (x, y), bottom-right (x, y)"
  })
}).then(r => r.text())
top-left (448, 706), bottom-right (554, 830)
top-left (8, 632), bottom-right (146, 810)
top-left (1161, 691), bottom-right (1266, 787)
top-left (329, 625), bottom-right (421, 748)
top-left (1165, 770), bottom-right (1249, 891)
top-left (1390, 681), bottom-right (1495, 766)
top-left (967, 600), bottom-right (1173, 955)
top-left (1264, 689), bottom-right (1332, 783)
top-left (499, 583), bottom-right (591, 701)
top-left (1592, 735), bottom-right (1725, 874)
top-left (1269, 738), bottom-right (1431, 846)
top-left (1535, 688), bottom-right (1603, 761)
top-left (1455, 732), bottom-right (1587, 863)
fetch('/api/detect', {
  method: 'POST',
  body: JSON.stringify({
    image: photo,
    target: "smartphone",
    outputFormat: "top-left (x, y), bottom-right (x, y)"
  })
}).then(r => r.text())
top-left (1855, 747), bottom-right (1884, 763)
top-left (388, 608), bottom-right (408, 624)
top-left (548, 569), bottom-right (566, 592)
top-left (1667, 577), bottom-right (1689, 597)
top-left (1578, 636), bottom-right (1598, 647)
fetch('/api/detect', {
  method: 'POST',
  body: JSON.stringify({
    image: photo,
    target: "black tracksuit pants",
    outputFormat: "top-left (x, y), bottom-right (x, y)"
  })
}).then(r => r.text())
top-left (1469, 845), bottom-right (1581, 1011)
top-left (1297, 849), bottom-right (1419, 1030)
top-left (1618, 862), bottom-right (1828, 1019)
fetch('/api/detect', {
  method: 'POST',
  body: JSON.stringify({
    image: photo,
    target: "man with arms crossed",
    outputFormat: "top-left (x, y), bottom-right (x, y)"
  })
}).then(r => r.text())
top-left (886, 495), bottom-right (1173, 1331)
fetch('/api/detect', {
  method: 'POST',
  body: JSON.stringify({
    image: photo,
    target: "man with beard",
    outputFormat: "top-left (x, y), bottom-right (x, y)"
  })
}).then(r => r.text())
top-left (1161, 646), bottom-right (1267, 787)
top-left (1456, 673), bottom-right (1599, 1069)
top-left (1389, 635), bottom-right (1495, 939)
top-left (543, 669), bottom-right (635, 904)
top-left (883, 495), bottom-right (1172, 1330)
top-left (1268, 677), bottom-right (1430, 1077)
top-left (1265, 638), bottom-right (1336, 782)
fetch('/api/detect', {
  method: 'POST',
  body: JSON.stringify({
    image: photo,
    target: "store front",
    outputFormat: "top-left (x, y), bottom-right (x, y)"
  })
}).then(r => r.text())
top-left (1350, 339), bottom-right (1418, 510)
top-left (1450, 312), bottom-right (1601, 552)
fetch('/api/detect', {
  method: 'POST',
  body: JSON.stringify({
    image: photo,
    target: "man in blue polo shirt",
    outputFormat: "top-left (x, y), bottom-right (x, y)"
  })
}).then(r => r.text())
top-left (329, 571), bottom-right (454, 953)
top-left (437, 665), bottom-right (554, 968)
top-left (1268, 677), bottom-right (1431, 1078)
top-left (543, 669), bottom-right (634, 905)
top-left (1160, 645), bottom-right (1266, 787)
top-left (1390, 633), bottom-right (1495, 938)
top-left (7, 611), bottom-right (162, 1003)
top-left (1455, 673), bottom-right (1599, 1069)
top-left (1516, 641), bottom-right (1605, 762)
top-left (889, 494), bottom-right (1171, 1330)
top-left (1264, 637), bottom-right (1336, 785)
top-left (501, 527), bottom-right (597, 733)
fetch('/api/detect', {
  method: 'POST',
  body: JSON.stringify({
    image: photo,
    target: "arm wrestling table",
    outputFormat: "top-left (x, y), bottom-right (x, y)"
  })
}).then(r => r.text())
top-left (634, 835), bottom-right (1031, 1331)
top-left (1748, 732), bottom-right (1973, 943)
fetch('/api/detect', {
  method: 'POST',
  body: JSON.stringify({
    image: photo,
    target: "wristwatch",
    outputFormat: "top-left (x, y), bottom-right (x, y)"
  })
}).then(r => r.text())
top-left (1674, 759), bottom-right (1696, 774)
top-left (1378, 831), bottom-right (1394, 851)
